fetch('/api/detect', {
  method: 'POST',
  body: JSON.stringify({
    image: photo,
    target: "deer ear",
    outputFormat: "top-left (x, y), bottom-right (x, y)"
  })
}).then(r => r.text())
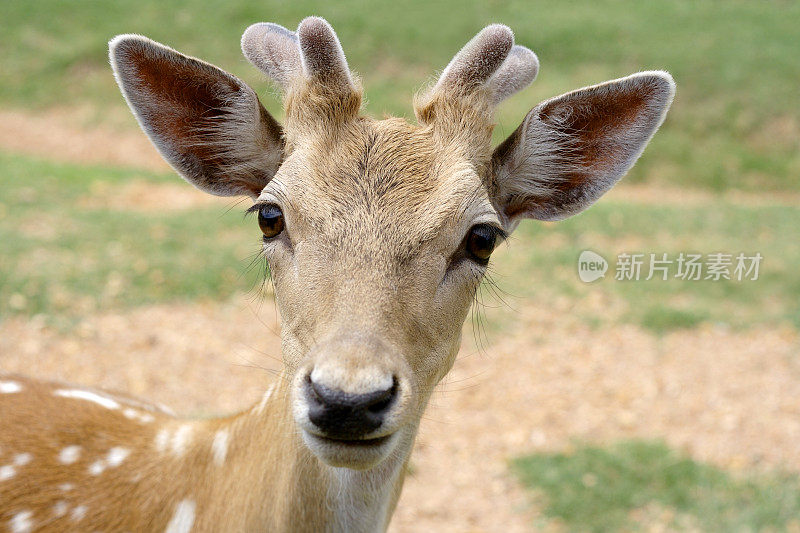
top-left (110, 35), bottom-right (284, 197)
top-left (492, 71), bottom-right (675, 226)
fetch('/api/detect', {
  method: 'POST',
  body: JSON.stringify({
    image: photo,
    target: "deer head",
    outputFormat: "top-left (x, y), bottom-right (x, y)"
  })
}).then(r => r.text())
top-left (109, 17), bottom-right (674, 471)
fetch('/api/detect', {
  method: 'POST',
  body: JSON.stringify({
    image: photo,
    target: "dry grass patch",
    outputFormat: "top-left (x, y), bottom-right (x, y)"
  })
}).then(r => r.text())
top-left (606, 182), bottom-right (800, 208)
top-left (79, 179), bottom-right (230, 212)
top-left (0, 108), bottom-right (168, 171)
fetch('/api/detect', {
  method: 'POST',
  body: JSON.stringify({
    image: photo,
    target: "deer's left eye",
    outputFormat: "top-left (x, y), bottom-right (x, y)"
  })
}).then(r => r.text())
top-left (257, 204), bottom-right (285, 239)
top-left (465, 224), bottom-right (500, 264)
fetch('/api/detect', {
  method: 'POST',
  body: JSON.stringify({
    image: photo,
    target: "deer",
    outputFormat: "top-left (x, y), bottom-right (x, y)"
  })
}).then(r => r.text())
top-left (0, 16), bottom-right (674, 533)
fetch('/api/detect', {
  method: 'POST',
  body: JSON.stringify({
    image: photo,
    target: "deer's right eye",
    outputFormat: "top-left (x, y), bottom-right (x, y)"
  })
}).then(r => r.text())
top-left (257, 204), bottom-right (285, 239)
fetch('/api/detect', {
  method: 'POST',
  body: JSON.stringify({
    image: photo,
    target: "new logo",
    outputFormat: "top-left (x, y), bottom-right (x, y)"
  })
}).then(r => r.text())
top-left (578, 250), bottom-right (608, 283)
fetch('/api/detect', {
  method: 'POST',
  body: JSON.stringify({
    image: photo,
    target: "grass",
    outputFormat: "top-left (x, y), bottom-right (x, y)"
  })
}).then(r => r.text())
top-left (1, 151), bottom-right (798, 334)
top-left (0, 1), bottom-right (798, 192)
top-left (512, 440), bottom-right (800, 532)
top-left (486, 198), bottom-right (800, 333)
top-left (639, 307), bottom-right (709, 334)
top-left (0, 152), bottom-right (266, 322)
top-left (1, 1), bottom-right (798, 330)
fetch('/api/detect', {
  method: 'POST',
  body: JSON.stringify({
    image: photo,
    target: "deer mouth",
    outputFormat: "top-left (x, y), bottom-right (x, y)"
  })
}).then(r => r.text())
top-left (312, 433), bottom-right (393, 447)
top-left (301, 429), bottom-right (399, 469)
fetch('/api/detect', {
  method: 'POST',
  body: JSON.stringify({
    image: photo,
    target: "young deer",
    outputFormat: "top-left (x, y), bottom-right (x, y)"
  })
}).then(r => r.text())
top-left (0, 17), bottom-right (674, 532)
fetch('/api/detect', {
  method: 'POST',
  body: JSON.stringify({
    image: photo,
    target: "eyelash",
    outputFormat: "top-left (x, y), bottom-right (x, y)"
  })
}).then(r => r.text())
top-left (245, 203), bottom-right (265, 216)
top-left (444, 224), bottom-right (505, 275)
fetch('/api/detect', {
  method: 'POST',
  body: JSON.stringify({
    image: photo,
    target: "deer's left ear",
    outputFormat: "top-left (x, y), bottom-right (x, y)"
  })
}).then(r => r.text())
top-left (110, 35), bottom-right (284, 198)
top-left (491, 71), bottom-right (675, 226)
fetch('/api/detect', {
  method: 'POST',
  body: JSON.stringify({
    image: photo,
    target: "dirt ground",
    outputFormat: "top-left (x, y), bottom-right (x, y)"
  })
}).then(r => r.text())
top-left (3, 108), bottom-right (800, 530)
top-left (2, 295), bottom-right (799, 531)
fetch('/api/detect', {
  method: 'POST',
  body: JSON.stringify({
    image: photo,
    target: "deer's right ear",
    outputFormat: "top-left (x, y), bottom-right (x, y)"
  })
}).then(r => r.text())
top-left (110, 35), bottom-right (284, 197)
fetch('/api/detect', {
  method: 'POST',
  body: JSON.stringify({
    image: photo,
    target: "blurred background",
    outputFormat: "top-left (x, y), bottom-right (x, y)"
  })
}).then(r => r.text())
top-left (1, 1), bottom-right (798, 530)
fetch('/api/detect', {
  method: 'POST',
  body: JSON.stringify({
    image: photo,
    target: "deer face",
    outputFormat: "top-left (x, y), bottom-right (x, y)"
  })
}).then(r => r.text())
top-left (110, 18), bottom-right (674, 469)
top-left (261, 120), bottom-right (500, 467)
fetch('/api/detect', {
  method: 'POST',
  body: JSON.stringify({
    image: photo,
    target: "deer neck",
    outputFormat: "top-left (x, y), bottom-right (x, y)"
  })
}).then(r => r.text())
top-left (206, 374), bottom-right (413, 532)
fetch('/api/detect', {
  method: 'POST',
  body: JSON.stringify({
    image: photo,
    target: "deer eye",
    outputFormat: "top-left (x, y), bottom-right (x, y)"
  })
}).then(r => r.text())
top-left (257, 204), bottom-right (285, 239)
top-left (465, 224), bottom-right (499, 264)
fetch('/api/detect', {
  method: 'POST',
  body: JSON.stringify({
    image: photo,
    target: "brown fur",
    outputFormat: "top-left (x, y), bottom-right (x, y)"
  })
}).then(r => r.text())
top-left (0, 376), bottom-right (339, 531)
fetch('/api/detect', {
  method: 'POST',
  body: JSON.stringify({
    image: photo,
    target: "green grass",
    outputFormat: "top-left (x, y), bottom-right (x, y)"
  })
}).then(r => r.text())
top-left (639, 307), bottom-right (709, 334)
top-left (2, 151), bottom-right (798, 333)
top-left (1, 1), bottom-right (798, 192)
top-left (487, 198), bottom-right (800, 333)
top-left (0, 152), bottom-right (266, 322)
top-left (513, 440), bottom-right (800, 532)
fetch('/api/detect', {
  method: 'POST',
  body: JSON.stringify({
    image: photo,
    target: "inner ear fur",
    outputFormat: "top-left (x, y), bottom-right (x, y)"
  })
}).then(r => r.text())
top-left (492, 71), bottom-right (675, 223)
top-left (110, 34), bottom-right (284, 197)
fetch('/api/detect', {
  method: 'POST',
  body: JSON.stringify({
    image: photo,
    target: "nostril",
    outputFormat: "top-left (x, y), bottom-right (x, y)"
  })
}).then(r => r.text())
top-left (367, 397), bottom-right (390, 413)
top-left (306, 374), bottom-right (324, 403)
top-left (304, 374), bottom-right (399, 439)
top-left (366, 378), bottom-right (398, 414)
top-left (306, 374), bottom-right (397, 410)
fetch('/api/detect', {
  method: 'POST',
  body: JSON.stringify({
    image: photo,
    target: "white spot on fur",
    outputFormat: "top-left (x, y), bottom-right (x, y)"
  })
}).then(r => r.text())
top-left (171, 424), bottom-right (193, 457)
top-left (0, 465), bottom-right (15, 481)
top-left (53, 501), bottom-right (69, 518)
top-left (255, 384), bottom-right (275, 414)
top-left (211, 429), bottom-right (229, 466)
top-left (155, 402), bottom-right (177, 416)
top-left (9, 510), bottom-right (33, 533)
top-left (71, 505), bottom-right (87, 522)
top-left (0, 380), bottom-right (22, 393)
top-left (107, 447), bottom-right (130, 467)
top-left (59, 483), bottom-right (75, 492)
top-left (88, 459), bottom-right (106, 476)
top-left (89, 447), bottom-right (130, 475)
top-left (54, 389), bottom-right (120, 410)
top-left (165, 499), bottom-right (195, 533)
top-left (155, 428), bottom-right (170, 452)
top-left (123, 407), bottom-right (155, 423)
top-left (14, 453), bottom-right (32, 466)
top-left (59, 446), bottom-right (82, 465)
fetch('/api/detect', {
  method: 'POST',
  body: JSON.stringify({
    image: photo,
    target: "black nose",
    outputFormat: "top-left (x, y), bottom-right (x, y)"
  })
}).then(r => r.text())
top-left (305, 375), bottom-right (398, 440)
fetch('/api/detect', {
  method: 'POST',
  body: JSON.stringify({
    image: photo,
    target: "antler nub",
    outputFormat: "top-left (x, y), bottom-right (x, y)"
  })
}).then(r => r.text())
top-left (428, 24), bottom-right (538, 106)
top-left (241, 17), bottom-right (538, 139)
top-left (242, 17), bottom-right (354, 93)
top-left (241, 22), bottom-right (301, 89)
top-left (488, 45), bottom-right (539, 104)
top-left (435, 24), bottom-right (514, 94)
top-left (296, 17), bottom-right (353, 89)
